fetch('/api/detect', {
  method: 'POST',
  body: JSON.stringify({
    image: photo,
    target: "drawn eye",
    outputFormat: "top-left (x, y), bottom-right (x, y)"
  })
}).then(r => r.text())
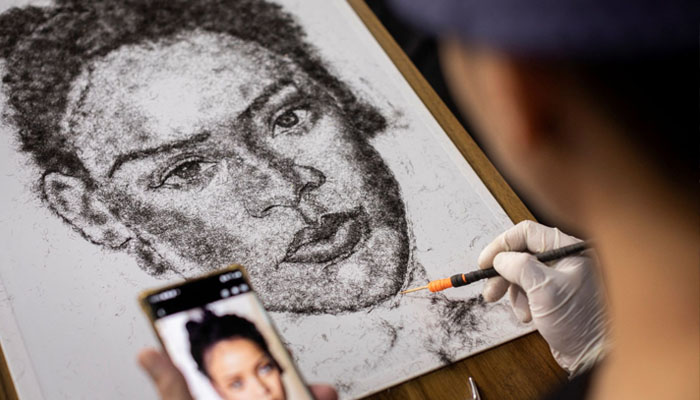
top-left (275, 110), bottom-right (299, 128)
top-left (272, 107), bottom-right (310, 137)
top-left (151, 158), bottom-right (218, 189)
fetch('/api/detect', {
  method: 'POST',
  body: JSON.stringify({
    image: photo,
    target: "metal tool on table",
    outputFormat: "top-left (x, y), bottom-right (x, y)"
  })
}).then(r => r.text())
top-left (467, 376), bottom-right (481, 400)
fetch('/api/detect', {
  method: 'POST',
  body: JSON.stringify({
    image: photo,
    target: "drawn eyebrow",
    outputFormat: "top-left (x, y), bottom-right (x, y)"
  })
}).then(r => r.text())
top-left (107, 132), bottom-right (211, 178)
top-left (244, 78), bottom-right (296, 115)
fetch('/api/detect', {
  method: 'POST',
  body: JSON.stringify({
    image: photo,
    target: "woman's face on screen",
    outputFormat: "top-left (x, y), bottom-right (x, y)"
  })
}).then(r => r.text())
top-left (204, 338), bottom-right (286, 400)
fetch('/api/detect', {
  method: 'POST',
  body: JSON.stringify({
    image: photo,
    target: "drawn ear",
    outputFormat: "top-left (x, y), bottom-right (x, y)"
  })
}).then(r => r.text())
top-left (42, 172), bottom-right (133, 248)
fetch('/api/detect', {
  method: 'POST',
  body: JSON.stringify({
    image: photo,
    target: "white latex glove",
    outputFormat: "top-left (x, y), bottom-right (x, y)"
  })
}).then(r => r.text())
top-left (478, 221), bottom-right (607, 375)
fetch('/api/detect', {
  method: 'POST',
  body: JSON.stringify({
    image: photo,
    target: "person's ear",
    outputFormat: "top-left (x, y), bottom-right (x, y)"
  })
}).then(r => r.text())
top-left (42, 172), bottom-right (133, 248)
top-left (498, 59), bottom-right (564, 149)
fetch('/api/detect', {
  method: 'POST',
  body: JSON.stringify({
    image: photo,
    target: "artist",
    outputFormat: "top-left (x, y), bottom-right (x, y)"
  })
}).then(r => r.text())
top-left (186, 311), bottom-right (287, 400)
top-left (139, 0), bottom-right (698, 399)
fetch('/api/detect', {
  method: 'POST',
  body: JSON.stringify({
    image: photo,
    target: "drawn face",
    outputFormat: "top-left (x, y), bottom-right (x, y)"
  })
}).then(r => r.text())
top-left (60, 31), bottom-right (408, 313)
top-left (204, 338), bottom-right (286, 400)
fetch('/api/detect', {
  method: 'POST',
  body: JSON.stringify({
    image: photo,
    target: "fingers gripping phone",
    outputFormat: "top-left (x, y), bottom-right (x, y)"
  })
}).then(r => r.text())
top-left (139, 265), bottom-right (314, 400)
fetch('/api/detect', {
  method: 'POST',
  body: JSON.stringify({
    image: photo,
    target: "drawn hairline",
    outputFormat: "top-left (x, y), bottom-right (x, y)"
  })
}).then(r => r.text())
top-left (63, 31), bottom-right (376, 183)
top-left (65, 32), bottom-right (346, 182)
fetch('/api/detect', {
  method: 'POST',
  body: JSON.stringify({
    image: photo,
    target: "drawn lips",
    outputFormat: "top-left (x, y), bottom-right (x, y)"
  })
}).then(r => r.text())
top-left (283, 208), bottom-right (368, 264)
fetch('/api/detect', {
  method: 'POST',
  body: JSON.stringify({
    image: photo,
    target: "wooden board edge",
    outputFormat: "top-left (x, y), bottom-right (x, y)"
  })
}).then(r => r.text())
top-left (0, 342), bottom-right (18, 400)
top-left (347, 0), bottom-right (535, 224)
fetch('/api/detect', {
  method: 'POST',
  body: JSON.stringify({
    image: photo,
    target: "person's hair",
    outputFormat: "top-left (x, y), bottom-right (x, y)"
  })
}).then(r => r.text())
top-left (186, 309), bottom-right (281, 379)
top-left (0, 0), bottom-right (386, 185)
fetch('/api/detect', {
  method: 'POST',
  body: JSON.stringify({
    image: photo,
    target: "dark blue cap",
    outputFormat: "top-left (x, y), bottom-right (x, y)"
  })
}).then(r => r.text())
top-left (388, 0), bottom-right (698, 58)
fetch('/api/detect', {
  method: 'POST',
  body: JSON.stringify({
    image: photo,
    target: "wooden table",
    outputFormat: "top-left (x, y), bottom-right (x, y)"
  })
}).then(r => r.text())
top-left (0, 2), bottom-right (566, 399)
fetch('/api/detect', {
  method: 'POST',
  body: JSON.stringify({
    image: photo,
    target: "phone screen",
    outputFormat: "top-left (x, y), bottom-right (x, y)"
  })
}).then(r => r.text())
top-left (141, 266), bottom-right (313, 400)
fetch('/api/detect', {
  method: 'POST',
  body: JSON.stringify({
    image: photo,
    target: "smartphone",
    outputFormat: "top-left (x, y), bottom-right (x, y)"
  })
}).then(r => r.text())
top-left (139, 265), bottom-right (314, 400)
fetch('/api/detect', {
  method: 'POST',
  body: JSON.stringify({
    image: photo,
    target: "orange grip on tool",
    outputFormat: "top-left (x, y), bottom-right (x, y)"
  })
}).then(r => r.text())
top-left (428, 277), bottom-right (453, 292)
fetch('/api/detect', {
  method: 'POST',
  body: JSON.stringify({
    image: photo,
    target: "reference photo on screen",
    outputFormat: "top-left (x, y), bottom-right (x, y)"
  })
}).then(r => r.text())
top-left (141, 267), bottom-right (313, 400)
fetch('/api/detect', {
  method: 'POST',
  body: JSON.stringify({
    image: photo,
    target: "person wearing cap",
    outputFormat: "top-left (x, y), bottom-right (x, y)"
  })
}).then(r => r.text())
top-left (139, 0), bottom-right (698, 399)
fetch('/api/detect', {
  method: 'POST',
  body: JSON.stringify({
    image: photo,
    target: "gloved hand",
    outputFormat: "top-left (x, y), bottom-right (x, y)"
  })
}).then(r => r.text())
top-left (478, 221), bottom-right (608, 375)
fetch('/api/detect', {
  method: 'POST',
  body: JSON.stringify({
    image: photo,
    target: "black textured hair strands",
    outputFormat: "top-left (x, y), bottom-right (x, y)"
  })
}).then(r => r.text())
top-left (186, 309), bottom-right (282, 379)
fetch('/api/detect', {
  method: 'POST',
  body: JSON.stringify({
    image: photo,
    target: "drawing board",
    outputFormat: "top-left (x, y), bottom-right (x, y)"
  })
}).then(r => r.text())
top-left (0, 1), bottom-right (532, 398)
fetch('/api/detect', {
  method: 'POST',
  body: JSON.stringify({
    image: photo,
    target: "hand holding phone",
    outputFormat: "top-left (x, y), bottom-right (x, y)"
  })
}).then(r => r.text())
top-left (139, 265), bottom-right (327, 400)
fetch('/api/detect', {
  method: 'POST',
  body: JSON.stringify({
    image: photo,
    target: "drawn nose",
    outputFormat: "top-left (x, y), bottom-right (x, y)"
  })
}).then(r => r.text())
top-left (294, 164), bottom-right (325, 197)
top-left (244, 161), bottom-right (325, 218)
top-left (294, 165), bottom-right (327, 224)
